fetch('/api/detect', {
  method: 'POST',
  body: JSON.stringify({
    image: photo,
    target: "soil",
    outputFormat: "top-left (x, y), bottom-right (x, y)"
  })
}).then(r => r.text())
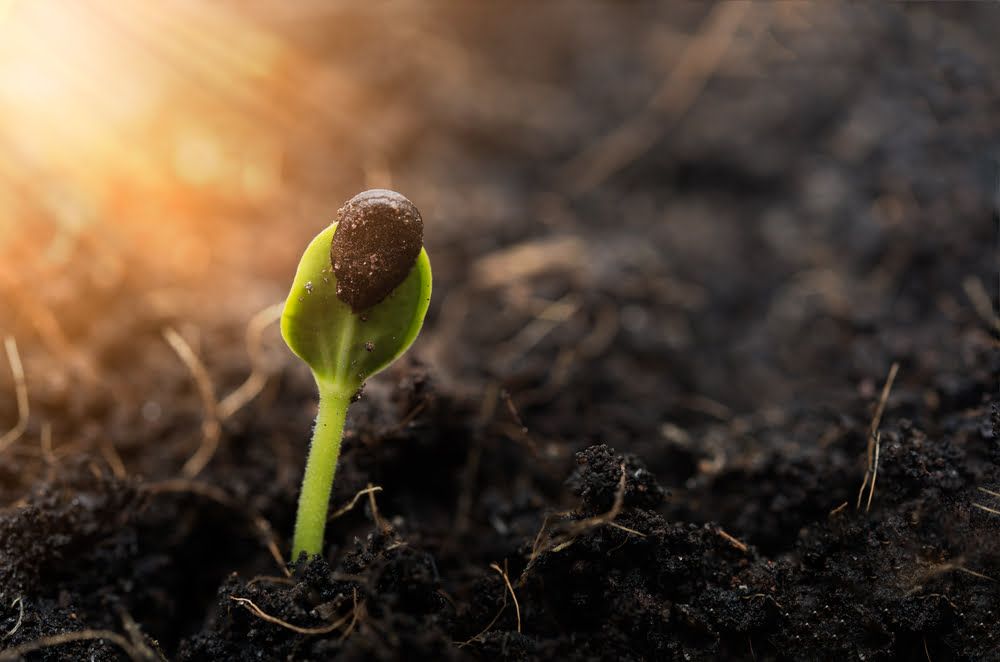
top-left (1, 3), bottom-right (998, 661)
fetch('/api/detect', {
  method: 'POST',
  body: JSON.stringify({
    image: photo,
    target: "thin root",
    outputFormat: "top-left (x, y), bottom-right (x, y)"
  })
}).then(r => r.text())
top-left (471, 236), bottom-right (586, 289)
top-left (163, 327), bottom-right (221, 478)
top-left (247, 575), bottom-right (296, 587)
top-left (501, 389), bottom-right (527, 432)
top-left (0, 629), bottom-right (140, 661)
top-left (0, 336), bottom-right (29, 455)
top-left (680, 394), bottom-right (732, 421)
top-left (578, 301), bottom-right (620, 358)
top-left (522, 464), bottom-right (636, 580)
top-left (39, 422), bottom-right (56, 482)
top-left (337, 589), bottom-right (362, 642)
top-left (364, 481), bottom-right (392, 534)
top-left (457, 567), bottom-right (510, 647)
top-left (973, 502), bottom-right (1000, 516)
top-left (857, 362), bottom-right (898, 511)
top-left (909, 561), bottom-right (997, 591)
top-left (514, 348), bottom-right (575, 409)
top-left (385, 400), bottom-right (429, 436)
top-left (551, 463), bottom-right (628, 541)
top-left (494, 295), bottom-right (581, 367)
top-left (450, 387), bottom-right (494, 542)
top-left (144, 479), bottom-right (289, 577)
top-left (490, 561), bottom-right (522, 634)
top-left (954, 565), bottom-right (996, 582)
top-left (527, 510), bottom-right (570, 567)
top-left (117, 608), bottom-right (164, 660)
top-left (608, 521), bottom-right (647, 537)
top-left (716, 527), bottom-right (749, 553)
top-left (962, 276), bottom-right (1000, 334)
top-left (39, 423), bottom-right (54, 466)
top-left (865, 431), bottom-right (881, 513)
top-left (218, 301), bottom-right (284, 420)
top-left (330, 486), bottom-right (384, 520)
top-left (100, 436), bottom-right (128, 479)
top-left (560, 2), bottom-right (749, 194)
top-left (253, 515), bottom-right (291, 578)
top-left (230, 596), bottom-right (351, 635)
top-left (829, 501), bottom-right (849, 517)
top-left (3, 597), bottom-right (24, 639)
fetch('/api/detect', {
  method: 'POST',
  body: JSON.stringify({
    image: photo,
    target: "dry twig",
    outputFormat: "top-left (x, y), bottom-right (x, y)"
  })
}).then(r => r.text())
top-left (493, 295), bottom-right (581, 367)
top-left (337, 589), bottom-right (363, 642)
top-left (330, 485), bottom-right (384, 520)
top-left (471, 236), bottom-right (586, 289)
top-left (0, 273), bottom-right (100, 384)
top-left (716, 527), bottom-right (749, 553)
top-left (247, 575), bottom-right (296, 587)
top-left (973, 500), bottom-right (1000, 516)
top-left (952, 565), bottom-right (996, 582)
top-left (117, 608), bottom-right (165, 661)
top-left (450, 384), bottom-right (497, 541)
top-left (607, 521), bottom-right (647, 537)
top-left (457, 565), bottom-right (511, 647)
top-left (0, 336), bottom-right (29, 454)
top-left (0, 629), bottom-right (140, 661)
top-left (578, 301), bottom-right (620, 359)
top-left (367, 482), bottom-right (390, 534)
top-left (857, 363), bottom-right (898, 511)
top-left (229, 596), bottom-right (351, 635)
top-left (560, 2), bottom-right (750, 193)
top-left (865, 431), bottom-right (881, 513)
top-left (501, 389), bottom-right (527, 432)
top-left (972, 502), bottom-right (1000, 516)
top-left (100, 435), bottom-right (128, 479)
top-left (975, 486), bottom-right (1000, 514)
top-left (829, 501), bottom-right (849, 517)
top-left (489, 562), bottom-right (522, 634)
top-left (908, 561), bottom-right (997, 593)
top-left (163, 327), bottom-right (221, 478)
top-left (522, 463), bottom-right (642, 580)
top-left (39, 422), bottom-right (54, 467)
top-left (218, 301), bottom-right (284, 420)
top-left (962, 276), bottom-right (1000, 334)
top-left (3, 597), bottom-right (24, 639)
top-left (143, 479), bottom-right (289, 577)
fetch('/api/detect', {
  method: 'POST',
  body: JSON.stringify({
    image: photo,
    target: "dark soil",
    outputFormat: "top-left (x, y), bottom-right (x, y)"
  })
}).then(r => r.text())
top-left (1, 3), bottom-right (998, 661)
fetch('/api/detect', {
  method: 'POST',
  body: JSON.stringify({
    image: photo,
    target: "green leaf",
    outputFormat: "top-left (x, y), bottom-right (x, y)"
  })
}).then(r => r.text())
top-left (280, 222), bottom-right (432, 392)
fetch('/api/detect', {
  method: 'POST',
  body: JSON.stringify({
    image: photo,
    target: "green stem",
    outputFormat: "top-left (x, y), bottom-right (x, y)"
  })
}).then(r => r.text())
top-left (291, 381), bottom-right (351, 560)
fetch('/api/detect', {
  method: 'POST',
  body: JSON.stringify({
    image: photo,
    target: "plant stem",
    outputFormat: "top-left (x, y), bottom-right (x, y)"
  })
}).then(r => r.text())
top-left (291, 381), bottom-right (350, 560)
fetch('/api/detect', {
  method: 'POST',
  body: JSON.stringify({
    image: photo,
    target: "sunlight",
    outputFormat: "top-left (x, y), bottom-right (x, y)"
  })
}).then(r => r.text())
top-left (0, 0), bottom-right (295, 262)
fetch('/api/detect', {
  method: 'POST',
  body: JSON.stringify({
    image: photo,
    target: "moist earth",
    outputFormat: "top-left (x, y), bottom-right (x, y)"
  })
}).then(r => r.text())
top-left (1, 3), bottom-right (998, 661)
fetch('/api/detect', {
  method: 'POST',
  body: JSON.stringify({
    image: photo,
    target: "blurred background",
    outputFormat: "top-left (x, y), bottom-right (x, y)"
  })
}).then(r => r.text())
top-left (0, 1), bottom-right (996, 494)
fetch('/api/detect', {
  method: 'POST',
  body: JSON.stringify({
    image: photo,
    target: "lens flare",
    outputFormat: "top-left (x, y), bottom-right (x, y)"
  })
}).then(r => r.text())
top-left (0, 0), bottom-right (307, 280)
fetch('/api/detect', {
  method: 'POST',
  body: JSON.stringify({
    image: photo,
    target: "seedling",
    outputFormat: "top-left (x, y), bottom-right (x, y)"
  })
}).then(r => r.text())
top-left (281, 189), bottom-right (431, 560)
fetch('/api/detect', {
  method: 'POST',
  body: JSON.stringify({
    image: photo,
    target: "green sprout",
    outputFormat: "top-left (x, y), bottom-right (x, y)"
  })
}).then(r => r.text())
top-left (280, 189), bottom-right (431, 560)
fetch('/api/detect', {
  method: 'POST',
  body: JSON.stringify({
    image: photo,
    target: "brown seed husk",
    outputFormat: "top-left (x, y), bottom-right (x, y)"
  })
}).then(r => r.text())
top-left (331, 189), bottom-right (423, 312)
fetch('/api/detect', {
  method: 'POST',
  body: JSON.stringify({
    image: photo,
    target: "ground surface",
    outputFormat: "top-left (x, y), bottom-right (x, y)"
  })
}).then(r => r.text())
top-left (0, 3), bottom-right (998, 661)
